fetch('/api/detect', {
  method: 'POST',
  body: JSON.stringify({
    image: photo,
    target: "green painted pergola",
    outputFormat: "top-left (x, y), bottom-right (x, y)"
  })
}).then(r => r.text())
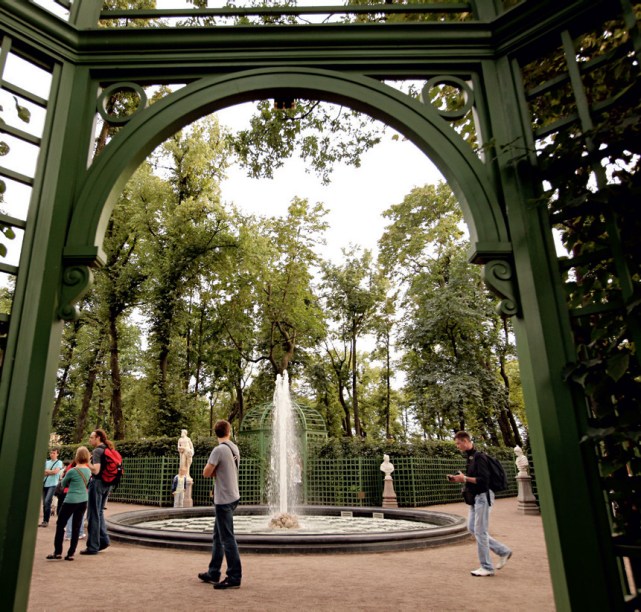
top-left (0, 1), bottom-right (639, 610)
top-left (241, 400), bottom-right (327, 459)
top-left (240, 400), bottom-right (327, 501)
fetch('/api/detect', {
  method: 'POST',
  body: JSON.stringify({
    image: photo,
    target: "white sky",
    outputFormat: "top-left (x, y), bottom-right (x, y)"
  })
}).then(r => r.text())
top-left (217, 104), bottom-right (443, 263)
top-left (7, 1), bottom-right (446, 267)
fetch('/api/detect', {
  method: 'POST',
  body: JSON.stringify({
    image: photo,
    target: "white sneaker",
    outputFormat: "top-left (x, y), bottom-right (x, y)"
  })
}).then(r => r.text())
top-left (471, 567), bottom-right (495, 577)
top-left (497, 551), bottom-right (512, 569)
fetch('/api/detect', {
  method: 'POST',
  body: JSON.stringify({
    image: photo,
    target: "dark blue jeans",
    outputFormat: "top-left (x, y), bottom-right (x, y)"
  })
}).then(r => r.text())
top-left (208, 500), bottom-right (241, 583)
top-left (42, 486), bottom-right (56, 523)
top-left (86, 478), bottom-right (111, 552)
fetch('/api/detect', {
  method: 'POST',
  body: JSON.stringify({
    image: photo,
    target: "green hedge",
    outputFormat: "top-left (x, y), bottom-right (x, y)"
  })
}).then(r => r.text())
top-left (55, 434), bottom-right (516, 464)
top-left (56, 434), bottom-right (531, 508)
top-left (108, 454), bottom-right (524, 508)
top-left (314, 437), bottom-right (517, 461)
top-left (54, 435), bottom-right (257, 462)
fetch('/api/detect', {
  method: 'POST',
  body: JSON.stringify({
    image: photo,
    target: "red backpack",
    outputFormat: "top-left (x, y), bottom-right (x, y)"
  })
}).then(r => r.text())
top-left (100, 447), bottom-right (124, 490)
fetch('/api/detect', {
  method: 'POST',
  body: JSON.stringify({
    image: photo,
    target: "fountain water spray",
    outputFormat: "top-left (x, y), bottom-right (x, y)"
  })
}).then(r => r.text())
top-left (269, 371), bottom-right (300, 528)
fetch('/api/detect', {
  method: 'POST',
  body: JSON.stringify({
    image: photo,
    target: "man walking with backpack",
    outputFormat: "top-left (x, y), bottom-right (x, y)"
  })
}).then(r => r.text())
top-left (448, 431), bottom-right (512, 577)
top-left (81, 429), bottom-right (120, 555)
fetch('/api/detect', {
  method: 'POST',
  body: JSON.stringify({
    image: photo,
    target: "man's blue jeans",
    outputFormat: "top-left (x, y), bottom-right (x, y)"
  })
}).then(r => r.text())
top-left (208, 499), bottom-right (242, 583)
top-left (468, 491), bottom-right (511, 571)
top-left (86, 478), bottom-right (111, 552)
top-left (42, 486), bottom-right (56, 523)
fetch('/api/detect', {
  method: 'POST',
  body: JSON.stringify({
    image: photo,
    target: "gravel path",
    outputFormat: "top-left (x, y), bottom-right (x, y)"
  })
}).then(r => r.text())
top-left (29, 498), bottom-right (554, 612)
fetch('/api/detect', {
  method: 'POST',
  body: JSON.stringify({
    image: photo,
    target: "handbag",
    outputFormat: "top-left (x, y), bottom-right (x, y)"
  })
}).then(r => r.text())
top-left (54, 475), bottom-right (66, 500)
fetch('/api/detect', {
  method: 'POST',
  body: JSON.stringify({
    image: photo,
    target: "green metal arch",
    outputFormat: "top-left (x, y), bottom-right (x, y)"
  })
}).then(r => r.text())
top-left (241, 401), bottom-right (327, 434)
top-left (64, 67), bottom-right (510, 267)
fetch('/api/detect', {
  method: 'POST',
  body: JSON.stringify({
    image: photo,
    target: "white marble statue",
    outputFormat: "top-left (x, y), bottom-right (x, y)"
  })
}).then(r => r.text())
top-left (380, 454), bottom-right (395, 480)
top-left (514, 445), bottom-right (529, 476)
top-left (178, 429), bottom-right (194, 478)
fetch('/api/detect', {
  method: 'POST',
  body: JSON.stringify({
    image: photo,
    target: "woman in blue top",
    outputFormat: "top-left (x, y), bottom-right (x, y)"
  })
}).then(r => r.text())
top-left (47, 446), bottom-right (92, 561)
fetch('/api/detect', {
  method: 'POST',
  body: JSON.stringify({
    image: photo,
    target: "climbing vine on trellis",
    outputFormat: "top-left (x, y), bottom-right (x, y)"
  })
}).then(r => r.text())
top-left (522, 3), bottom-right (641, 577)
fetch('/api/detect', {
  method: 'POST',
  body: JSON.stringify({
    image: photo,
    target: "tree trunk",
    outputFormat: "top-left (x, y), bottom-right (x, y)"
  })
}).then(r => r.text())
top-left (385, 330), bottom-right (391, 439)
top-left (351, 329), bottom-right (361, 437)
top-left (227, 379), bottom-right (245, 427)
top-left (497, 408), bottom-right (514, 447)
top-left (194, 306), bottom-right (205, 394)
top-left (52, 320), bottom-right (81, 422)
top-left (108, 312), bottom-right (125, 439)
top-left (74, 342), bottom-right (103, 442)
top-left (498, 321), bottom-right (523, 447)
top-left (336, 378), bottom-right (352, 436)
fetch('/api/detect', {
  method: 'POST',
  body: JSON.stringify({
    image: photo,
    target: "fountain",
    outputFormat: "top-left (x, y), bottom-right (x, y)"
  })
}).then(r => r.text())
top-left (106, 372), bottom-right (470, 552)
top-left (268, 371), bottom-right (301, 529)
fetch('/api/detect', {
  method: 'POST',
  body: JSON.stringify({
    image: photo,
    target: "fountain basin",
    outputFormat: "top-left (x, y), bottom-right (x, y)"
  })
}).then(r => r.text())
top-left (107, 505), bottom-right (469, 553)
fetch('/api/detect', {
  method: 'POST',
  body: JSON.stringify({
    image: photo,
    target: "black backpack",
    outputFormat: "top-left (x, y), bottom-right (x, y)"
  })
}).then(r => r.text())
top-left (478, 452), bottom-right (508, 493)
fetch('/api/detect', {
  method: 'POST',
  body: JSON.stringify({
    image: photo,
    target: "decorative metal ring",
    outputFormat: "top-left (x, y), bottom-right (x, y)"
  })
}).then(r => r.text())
top-left (421, 76), bottom-right (474, 120)
top-left (97, 82), bottom-right (147, 125)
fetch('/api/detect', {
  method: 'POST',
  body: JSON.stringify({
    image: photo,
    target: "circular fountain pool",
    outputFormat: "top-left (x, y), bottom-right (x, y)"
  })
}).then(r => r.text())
top-left (107, 505), bottom-right (469, 553)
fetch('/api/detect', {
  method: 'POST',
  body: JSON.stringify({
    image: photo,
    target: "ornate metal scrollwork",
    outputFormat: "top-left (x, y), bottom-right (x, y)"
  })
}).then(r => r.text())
top-left (57, 265), bottom-right (94, 321)
top-left (483, 259), bottom-right (519, 318)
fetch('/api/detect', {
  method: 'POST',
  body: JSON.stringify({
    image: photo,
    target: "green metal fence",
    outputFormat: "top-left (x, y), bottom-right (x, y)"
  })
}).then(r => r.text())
top-left (109, 455), bottom-right (521, 508)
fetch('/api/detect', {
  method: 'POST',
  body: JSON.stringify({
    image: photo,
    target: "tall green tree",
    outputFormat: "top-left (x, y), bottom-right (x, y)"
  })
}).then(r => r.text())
top-left (321, 247), bottom-right (388, 437)
top-left (218, 198), bottom-right (328, 386)
top-left (380, 182), bottom-right (522, 445)
top-left (139, 116), bottom-right (236, 435)
top-left (90, 163), bottom-right (159, 438)
top-left (371, 294), bottom-right (398, 439)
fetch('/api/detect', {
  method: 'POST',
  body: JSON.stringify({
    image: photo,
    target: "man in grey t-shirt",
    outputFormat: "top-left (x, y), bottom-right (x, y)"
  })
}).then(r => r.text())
top-left (198, 419), bottom-right (242, 590)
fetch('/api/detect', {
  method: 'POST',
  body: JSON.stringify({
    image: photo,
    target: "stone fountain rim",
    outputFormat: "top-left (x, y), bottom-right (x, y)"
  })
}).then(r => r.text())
top-left (107, 505), bottom-right (470, 554)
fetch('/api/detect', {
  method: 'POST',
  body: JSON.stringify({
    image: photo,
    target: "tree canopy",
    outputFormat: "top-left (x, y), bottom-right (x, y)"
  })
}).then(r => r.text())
top-left (51, 109), bottom-right (524, 448)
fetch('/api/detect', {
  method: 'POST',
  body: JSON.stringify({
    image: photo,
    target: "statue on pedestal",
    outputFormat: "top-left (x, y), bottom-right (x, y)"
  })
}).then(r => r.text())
top-left (514, 446), bottom-right (529, 476)
top-left (514, 446), bottom-right (539, 515)
top-left (178, 429), bottom-right (194, 477)
top-left (380, 454), bottom-right (394, 479)
top-left (380, 454), bottom-right (398, 508)
top-left (177, 429), bottom-right (195, 508)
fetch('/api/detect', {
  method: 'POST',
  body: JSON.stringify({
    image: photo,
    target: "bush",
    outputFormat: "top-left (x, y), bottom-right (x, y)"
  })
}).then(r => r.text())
top-left (315, 437), bottom-right (512, 461)
top-left (56, 435), bottom-right (257, 461)
top-left (56, 434), bottom-right (513, 464)
top-left (317, 437), bottom-right (456, 459)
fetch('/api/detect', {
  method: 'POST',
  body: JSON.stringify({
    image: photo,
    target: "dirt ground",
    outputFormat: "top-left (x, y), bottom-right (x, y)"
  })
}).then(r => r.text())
top-left (28, 498), bottom-right (555, 612)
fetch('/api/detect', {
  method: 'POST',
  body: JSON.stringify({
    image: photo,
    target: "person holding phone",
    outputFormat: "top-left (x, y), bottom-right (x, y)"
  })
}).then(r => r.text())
top-left (447, 431), bottom-right (512, 577)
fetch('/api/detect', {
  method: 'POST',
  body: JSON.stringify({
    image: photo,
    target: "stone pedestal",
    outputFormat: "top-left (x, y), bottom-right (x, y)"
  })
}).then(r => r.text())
top-left (183, 477), bottom-right (194, 508)
top-left (382, 478), bottom-right (398, 508)
top-left (516, 474), bottom-right (539, 515)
